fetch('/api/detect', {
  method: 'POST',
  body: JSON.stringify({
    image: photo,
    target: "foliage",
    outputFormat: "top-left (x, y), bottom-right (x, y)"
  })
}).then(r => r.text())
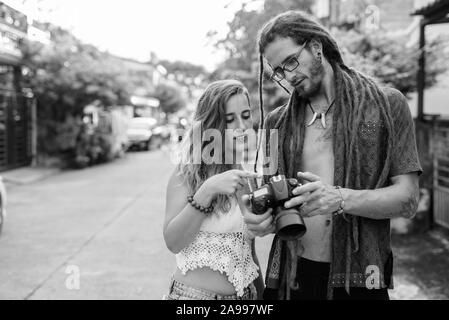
top-left (207, 0), bottom-right (315, 124)
top-left (20, 24), bottom-right (145, 165)
top-left (209, 0), bottom-right (313, 72)
top-left (17, 21), bottom-right (207, 167)
top-left (72, 123), bottom-right (116, 169)
top-left (154, 82), bottom-right (187, 116)
top-left (159, 60), bottom-right (208, 84)
top-left (335, 29), bottom-right (449, 97)
top-left (157, 59), bottom-right (210, 115)
top-left (21, 25), bottom-right (133, 121)
top-left (208, 0), bottom-right (449, 123)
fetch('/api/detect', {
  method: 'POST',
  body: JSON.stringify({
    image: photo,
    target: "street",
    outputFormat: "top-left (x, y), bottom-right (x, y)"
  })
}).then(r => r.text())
top-left (0, 149), bottom-right (273, 300)
top-left (0, 150), bottom-right (176, 299)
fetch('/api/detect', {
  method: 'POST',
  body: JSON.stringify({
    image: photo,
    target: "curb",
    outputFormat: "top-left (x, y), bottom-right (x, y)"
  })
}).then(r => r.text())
top-left (1, 167), bottom-right (61, 186)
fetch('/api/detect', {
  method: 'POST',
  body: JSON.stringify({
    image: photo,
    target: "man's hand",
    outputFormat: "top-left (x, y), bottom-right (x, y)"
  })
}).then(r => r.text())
top-left (241, 194), bottom-right (275, 237)
top-left (284, 172), bottom-right (341, 217)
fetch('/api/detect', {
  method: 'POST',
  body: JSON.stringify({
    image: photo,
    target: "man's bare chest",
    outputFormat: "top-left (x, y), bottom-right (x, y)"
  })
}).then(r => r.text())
top-left (303, 120), bottom-right (333, 157)
top-left (301, 120), bottom-right (335, 184)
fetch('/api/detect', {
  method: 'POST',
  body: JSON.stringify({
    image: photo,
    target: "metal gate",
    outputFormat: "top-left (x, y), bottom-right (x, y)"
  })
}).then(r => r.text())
top-left (433, 119), bottom-right (449, 229)
top-left (0, 89), bottom-right (32, 171)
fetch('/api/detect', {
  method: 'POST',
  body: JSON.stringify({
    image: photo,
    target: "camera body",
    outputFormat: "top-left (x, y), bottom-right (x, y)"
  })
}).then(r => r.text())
top-left (248, 175), bottom-right (306, 240)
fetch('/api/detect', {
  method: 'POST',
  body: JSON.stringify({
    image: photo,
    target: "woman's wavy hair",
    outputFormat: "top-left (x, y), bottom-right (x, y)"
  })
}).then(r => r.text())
top-left (176, 79), bottom-right (251, 212)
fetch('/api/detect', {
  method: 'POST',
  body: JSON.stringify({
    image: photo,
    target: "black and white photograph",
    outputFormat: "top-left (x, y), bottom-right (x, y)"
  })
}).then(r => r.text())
top-left (0, 0), bottom-right (448, 305)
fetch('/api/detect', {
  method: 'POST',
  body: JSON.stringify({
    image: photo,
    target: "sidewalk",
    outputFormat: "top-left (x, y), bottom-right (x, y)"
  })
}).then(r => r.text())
top-left (390, 227), bottom-right (449, 300)
top-left (1, 166), bottom-right (60, 187)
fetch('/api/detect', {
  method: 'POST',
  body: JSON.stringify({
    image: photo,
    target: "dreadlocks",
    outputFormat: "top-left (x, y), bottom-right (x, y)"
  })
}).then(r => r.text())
top-left (256, 10), bottom-right (396, 299)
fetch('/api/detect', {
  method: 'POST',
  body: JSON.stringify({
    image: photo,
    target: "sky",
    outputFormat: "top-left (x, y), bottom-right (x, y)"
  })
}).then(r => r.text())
top-left (7, 0), bottom-right (259, 71)
top-left (5, 0), bottom-right (449, 115)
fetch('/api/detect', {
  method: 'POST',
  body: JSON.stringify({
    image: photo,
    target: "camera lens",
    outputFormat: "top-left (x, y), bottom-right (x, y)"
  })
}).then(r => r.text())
top-left (275, 209), bottom-right (306, 240)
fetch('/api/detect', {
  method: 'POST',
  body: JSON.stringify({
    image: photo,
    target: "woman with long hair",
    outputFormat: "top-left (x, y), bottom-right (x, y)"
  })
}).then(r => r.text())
top-left (163, 79), bottom-right (269, 300)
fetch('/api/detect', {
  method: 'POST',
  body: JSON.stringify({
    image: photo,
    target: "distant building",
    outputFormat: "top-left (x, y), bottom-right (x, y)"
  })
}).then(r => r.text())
top-left (27, 21), bottom-right (51, 44)
top-left (0, 0), bottom-right (34, 171)
top-left (312, 0), bottom-right (449, 118)
top-left (0, 1), bottom-right (27, 65)
top-left (113, 56), bottom-right (166, 121)
top-left (313, 0), bottom-right (419, 31)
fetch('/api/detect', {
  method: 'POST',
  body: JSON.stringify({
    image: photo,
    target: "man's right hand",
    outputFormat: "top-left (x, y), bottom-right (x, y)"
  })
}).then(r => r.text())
top-left (241, 194), bottom-right (275, 237)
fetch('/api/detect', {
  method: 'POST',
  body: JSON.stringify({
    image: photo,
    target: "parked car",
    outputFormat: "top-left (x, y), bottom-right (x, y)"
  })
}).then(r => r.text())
top-left (152, 124), bottom-right (172, 147)
top-left (0, 176), bottom-right (7, 236)
top-left (126, 117), bottom-right (157, 151)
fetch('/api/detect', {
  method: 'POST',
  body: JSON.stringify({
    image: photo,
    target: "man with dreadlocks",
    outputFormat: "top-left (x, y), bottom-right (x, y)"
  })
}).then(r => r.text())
top-left (242, 11), bottom-right (422, 300)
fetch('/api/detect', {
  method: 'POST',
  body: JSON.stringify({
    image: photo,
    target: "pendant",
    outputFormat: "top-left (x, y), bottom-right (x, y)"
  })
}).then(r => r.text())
top-left (306, 112), bottom-right (327, 128)
top-left (306, 112), bottom-right (318, 127)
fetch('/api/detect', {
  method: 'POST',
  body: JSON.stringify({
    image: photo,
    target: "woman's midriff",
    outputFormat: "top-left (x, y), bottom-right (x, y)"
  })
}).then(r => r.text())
top-left (173, 267), bottom-right (237, 295)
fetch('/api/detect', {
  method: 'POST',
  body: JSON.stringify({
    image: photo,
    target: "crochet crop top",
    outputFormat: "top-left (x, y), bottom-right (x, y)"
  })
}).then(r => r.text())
top-left (175, 197), bottom-right (259, 297)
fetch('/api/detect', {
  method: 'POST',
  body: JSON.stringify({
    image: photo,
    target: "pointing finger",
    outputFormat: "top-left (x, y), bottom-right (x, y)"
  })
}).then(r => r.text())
top-left (297, 171), bottom-right (321, 182)
top-left (238, 171), bottom-right (262, 178)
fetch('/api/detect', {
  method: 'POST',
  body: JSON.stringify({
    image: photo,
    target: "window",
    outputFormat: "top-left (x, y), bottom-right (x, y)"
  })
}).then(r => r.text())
top-left (0, 65), bottom-right (14, 91)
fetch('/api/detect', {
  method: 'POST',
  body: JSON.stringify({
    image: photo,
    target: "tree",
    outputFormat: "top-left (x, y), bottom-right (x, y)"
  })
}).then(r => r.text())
top-left (20, 24), bottom-right (138, 163)
top-left (154, 83), bottom-right (187, 116)
top-left (334, 28), bottom-right (449, 96)
top-left (208, 0), bottom-right (314, 126)
top-left (209, 0), bottom-right (448, 124)
top-left (21, 24), bottom-right (133, 120)
top-left (159, 59), bottom-right (209, 99)
top-left (209, 0), bottom-right (313, 72)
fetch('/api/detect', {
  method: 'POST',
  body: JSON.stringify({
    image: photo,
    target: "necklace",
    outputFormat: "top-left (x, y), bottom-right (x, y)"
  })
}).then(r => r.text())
top-left (306, 100), bottom-right (335, 129)
top-left (326, 215), bottom-right (332, 227)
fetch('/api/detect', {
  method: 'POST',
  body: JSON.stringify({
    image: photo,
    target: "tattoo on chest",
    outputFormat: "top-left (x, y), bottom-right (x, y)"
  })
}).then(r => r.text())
top-left (312, 120), bottom-right (333, 143)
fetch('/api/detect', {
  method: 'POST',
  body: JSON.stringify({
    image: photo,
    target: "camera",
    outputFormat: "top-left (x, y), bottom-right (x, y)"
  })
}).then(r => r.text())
top-left (247, 175), bottom-right (306, 241)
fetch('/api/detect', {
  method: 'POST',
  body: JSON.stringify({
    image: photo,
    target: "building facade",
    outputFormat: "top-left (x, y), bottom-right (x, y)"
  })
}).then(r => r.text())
top-left (313, 0), bottom-right (423, 32)
top-left (0, 1), bottom-right (34, 171)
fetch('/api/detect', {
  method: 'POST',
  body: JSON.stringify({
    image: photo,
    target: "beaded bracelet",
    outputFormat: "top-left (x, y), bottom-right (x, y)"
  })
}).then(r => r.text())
top-left (187, 196), bottom-right (214, 214)
top-left (333, 186), bottom-right (345, 216)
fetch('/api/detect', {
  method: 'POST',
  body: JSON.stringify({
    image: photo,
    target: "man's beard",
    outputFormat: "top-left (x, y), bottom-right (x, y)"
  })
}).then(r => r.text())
top-left (295, 56), bottom-right (324, 98)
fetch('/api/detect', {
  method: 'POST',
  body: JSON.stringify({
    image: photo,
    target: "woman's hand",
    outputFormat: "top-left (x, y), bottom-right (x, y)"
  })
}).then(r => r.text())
top-left (200, 169), bottom-right (260, 198)
top-left (241, 194), bottom-right (275, 237)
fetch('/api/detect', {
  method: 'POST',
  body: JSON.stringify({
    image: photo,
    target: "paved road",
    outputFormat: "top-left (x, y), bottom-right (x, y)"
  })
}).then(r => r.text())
top-left (0, 150), bottom-right (175, 299)
top-left (0, 149), bottom-right (273, 300)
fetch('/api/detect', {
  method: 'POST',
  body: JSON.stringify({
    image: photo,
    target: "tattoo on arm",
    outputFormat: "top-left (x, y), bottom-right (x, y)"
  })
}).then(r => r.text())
top-left (377, 193), bottom-right (419, 219)
top-left (384, 185), bottom-right (419, 219)
top-left (401, 188), bottom-right (419, 218)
